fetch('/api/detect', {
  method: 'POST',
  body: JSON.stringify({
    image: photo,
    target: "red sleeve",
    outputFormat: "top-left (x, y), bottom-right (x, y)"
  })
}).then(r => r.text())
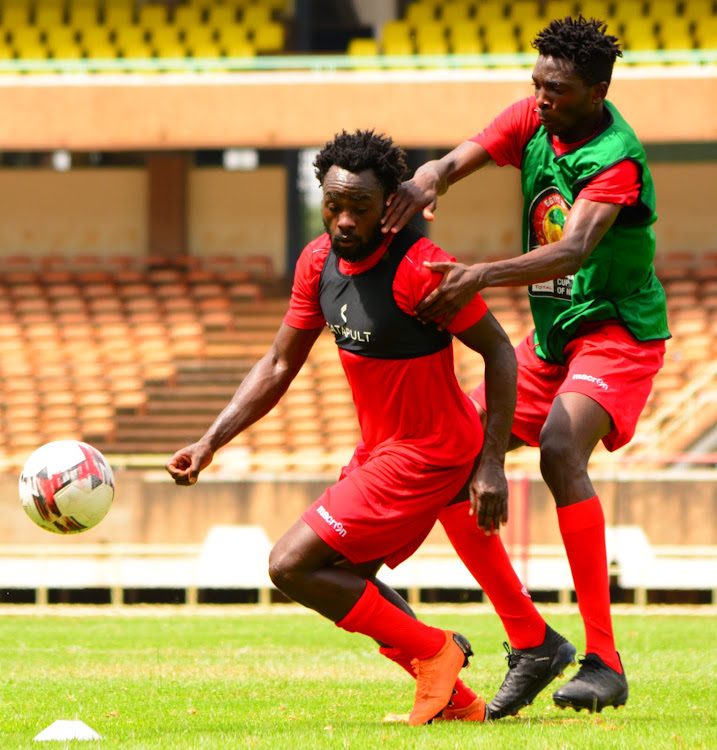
top-left (283, 236), bottom-right (329, 329)
top-left (470, 98), bottom-right (540, 168)
top-left (576, 160), bottom-right (642, 206)
top-left (393, 237), bottom-right (488, 334)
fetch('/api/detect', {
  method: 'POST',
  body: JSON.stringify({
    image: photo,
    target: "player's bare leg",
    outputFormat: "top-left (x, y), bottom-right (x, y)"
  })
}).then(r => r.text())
top-left (539, 392), bottom-right (628, 712)
top-left (269, 520), bottom-right (476, 723)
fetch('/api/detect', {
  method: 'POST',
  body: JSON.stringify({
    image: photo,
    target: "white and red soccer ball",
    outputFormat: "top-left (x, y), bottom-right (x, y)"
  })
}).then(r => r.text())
top-left (19, 440), bottom-right (115, 534)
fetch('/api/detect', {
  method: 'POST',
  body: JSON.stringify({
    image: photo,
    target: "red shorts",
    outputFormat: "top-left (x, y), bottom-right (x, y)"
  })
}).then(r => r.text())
top-left (302, 444), bottom-right (477, 569)
top-left (472, 323), bottom-right (665, 452)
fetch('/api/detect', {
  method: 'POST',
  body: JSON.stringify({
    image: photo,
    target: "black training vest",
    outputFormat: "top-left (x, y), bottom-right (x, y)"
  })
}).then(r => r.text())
top-left (318, 226), bottom-right (452, 359)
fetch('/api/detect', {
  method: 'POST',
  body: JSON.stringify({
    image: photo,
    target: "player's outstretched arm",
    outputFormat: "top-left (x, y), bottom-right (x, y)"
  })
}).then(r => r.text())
top-left (416, 199), bottom-right (623, 326)
top-left (166, 323), bottom-right (323, 485)
top-left (381, 140), bottom-right (492, 234)
top-left (456, 310), bottom-right (517, 533)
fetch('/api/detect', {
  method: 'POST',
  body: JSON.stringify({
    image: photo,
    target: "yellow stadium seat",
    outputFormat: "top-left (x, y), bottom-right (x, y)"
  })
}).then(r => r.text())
top-left (68, 5), bottom-right (99, 28)
top-left (44, 26), bottom-right (78, 49)
top-left (405, 2), bottom-right (438, 24)
top-left (188, 39), bottom-right (222, 58)
top-left (120, 41), bottom-right (153, 60)
top-left (646, 0), bottom-right (679, 19)
top-left (575, 1), bottom-right (613, 21)
top-left (346, 37), bottom-right (379, 56)
top-left (681, 0), bottom-right (714, 24)
top-left (252, 21), bottom-right (284, 52)
top-left (441, 2), bottom-right (474, 25)
top-left (414, 22), bottom-right (448, 55)
top-left (449, 22), bottom-right (482, 54)
top-left (620, 17), bottom-right (657, 50)
top-left (173, 5), bottom-right (204, 29)
top-left (150, 26), bottom-right (181, 49)
top-left (137, 3), bottom-right (168, 29)
top-left (346, 37), bottom-right (380, 68)
top-left (241, 4), bottom-right (271, 29)
top-left (658, 18), bottom-right (694, 50)
top-left (542, 0), bottom-right (578, 21)
top-left (694, 17), bottom-right (717, 48)
top-left (511, 1), bottom-right (543, 26)
top-left (216, 24), bottom-right (249, 47)
top-left (183, 25), bottom-right (216, 48)
top-left (261, 0), bottom-right (290, 12)
top-left (154, 40), bottom-right (188, 60)
top-left (83, 40), bottom-right (116, 60)
top-left (206, 5), bottom-right (239, 27)
top-left (15, 41), bottom-right (47, 60)
top-left (2, 4), bottom-right (30, 27)
top-left (80, 25), bottom-right (111, 50)
top-left (382, 19), bottom-right (412, 45)
top-left (51, 42), bottom-right (83, 60)
top-left (474, 2), bottom-right (508, 23)
top-left (221, 38), bottom-right (255, 58)
top-left (34, 6), bottom-right (66, 29)
top-left (0, 41), bottom-right (14, 60)
top-left (482, 19), bottom-right (519, 54)
top-left (113, 25), bottom-right (148, 50)
top-left (613, 0), bottom-right (647, 23)
top-left (10, 25), bottom-right (43, 49)
top-left (103, 5), bottom-right (134, 27)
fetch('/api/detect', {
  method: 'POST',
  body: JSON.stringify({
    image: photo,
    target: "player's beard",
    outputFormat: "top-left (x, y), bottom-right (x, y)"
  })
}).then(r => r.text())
top-left (328, 222), bottom-right (385, 262)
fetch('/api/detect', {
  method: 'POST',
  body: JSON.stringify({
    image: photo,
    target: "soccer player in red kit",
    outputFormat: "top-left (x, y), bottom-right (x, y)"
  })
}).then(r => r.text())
top-left (166, 129), bottom-right (532, 725)
top-left (382, 17), bottom-right (669, 716)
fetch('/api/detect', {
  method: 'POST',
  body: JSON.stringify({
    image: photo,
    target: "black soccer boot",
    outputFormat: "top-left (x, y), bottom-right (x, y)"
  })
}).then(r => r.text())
top-left (487, 625), bottom-right (577, 719)
top-left (553, 653), bottom-right (628, 712)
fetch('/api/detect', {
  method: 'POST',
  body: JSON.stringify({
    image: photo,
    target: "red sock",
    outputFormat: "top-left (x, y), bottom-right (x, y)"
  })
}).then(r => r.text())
top-left (336, 580), bottom-right (445, 660)
top-left (557, 496), bottom-right (621, 673)
top-left (439, 501), bottom-right (546, 649)
top-left (379, 645), bottom-right (478, 710)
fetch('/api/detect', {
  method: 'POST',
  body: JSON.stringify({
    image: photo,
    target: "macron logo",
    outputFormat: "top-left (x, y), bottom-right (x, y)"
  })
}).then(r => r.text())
top-left (572, 373), bottom-right (609, 391)
top-left (340, 303), bottom-right (347, 323)
top-left (317, 505), bottom-right (347, 537)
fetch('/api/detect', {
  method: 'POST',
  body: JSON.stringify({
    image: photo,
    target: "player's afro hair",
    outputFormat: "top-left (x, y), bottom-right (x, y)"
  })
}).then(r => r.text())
top-left (532, 15), bottom-right (622, 86)
top-left (314, 129), bottom-right (408, 196)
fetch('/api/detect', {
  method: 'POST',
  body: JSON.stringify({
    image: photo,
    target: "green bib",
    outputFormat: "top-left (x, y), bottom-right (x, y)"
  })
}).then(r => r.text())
top-left (521, 100), bottom-right (670, 364)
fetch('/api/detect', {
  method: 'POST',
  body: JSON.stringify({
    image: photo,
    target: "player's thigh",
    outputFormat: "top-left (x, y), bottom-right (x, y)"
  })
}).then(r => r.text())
top-left (269, 518), bottom-right (346, 575)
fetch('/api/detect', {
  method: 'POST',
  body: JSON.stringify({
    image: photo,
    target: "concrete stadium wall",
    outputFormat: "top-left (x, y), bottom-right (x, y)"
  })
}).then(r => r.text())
top-left (3, 473), bottom-right (716, 547)
top-left (0, 162), bottom-right (715, 262)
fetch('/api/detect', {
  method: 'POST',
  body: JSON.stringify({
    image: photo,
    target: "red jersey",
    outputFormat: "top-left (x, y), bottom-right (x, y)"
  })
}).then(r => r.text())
top-left (471, 97), bottom-right (642, 206)
top-left (284, 231), bottom-right (488, 467)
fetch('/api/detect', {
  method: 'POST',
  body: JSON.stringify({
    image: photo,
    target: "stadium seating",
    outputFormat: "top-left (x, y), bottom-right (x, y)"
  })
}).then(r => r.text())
top-left (0, 250), bottom-right (714, 473)
top-left (0, 0), bottom-right (289, 68)
top-left (344, 0), bottom-right (717, 64)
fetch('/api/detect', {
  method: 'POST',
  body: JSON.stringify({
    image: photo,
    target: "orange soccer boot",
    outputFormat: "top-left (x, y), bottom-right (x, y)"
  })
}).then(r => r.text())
top-left (407, 630), bottom-right (474, 726)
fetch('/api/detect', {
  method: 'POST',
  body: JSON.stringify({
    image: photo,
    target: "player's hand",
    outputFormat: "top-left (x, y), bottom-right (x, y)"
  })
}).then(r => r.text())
top-left (468, 460), bottom-right (509, 534)
top-left (165, 442), bottom-right (214, 486)
top-left (381, 173), bottom-right (439, 234)
top-left (415, 262), bottom-right (483, 328)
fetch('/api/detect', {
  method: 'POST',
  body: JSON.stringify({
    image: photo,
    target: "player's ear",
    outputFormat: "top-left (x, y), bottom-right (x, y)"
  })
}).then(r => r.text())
top-left (592, 81), bottom-right (608, 104)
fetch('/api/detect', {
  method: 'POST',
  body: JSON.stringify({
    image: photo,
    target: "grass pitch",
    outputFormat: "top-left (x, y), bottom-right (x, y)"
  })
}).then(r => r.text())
top-left (0, 606), bottom-right (714, 749)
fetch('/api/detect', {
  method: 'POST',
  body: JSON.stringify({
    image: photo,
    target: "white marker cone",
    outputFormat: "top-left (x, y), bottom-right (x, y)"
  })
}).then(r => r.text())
top-left (34, 720), bottom-right (101, 741)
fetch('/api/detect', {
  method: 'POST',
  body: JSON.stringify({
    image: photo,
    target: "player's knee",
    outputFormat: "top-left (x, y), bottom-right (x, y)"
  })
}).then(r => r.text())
top-left (539, 430), bottom-right (580, 481)
top-left (268, 544), bottom-right (300, 594)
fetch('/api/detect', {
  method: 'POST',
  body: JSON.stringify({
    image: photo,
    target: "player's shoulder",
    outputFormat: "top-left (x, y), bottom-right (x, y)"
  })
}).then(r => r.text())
top-left (299, 233), bottom-right (332, 270)
top-left (402, 232), bottom-right (455, 267)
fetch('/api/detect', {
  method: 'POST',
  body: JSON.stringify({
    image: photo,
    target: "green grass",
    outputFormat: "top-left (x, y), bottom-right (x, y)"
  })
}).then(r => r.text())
top-left (0, 607), bottom-right (715, 749)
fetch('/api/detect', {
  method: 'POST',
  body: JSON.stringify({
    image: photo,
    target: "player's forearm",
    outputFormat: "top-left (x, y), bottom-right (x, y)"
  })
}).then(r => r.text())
top-left (199, 354), bottom-right (296, 452)
top-left (417, 141), bottom-right (492, 196)
top-left (480, 343), bottom-right (518, 465)
top-left (473, 240), bottom-right (583, 290)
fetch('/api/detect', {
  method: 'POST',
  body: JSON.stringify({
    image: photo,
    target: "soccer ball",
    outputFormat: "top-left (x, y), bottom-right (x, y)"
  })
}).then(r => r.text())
top-left (19, 440), bottom-right (115, 534)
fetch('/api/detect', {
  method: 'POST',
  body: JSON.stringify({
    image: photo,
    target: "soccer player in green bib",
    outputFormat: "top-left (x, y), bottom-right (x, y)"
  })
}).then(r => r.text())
top-left (382, 16), bottom-right (669, 716)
